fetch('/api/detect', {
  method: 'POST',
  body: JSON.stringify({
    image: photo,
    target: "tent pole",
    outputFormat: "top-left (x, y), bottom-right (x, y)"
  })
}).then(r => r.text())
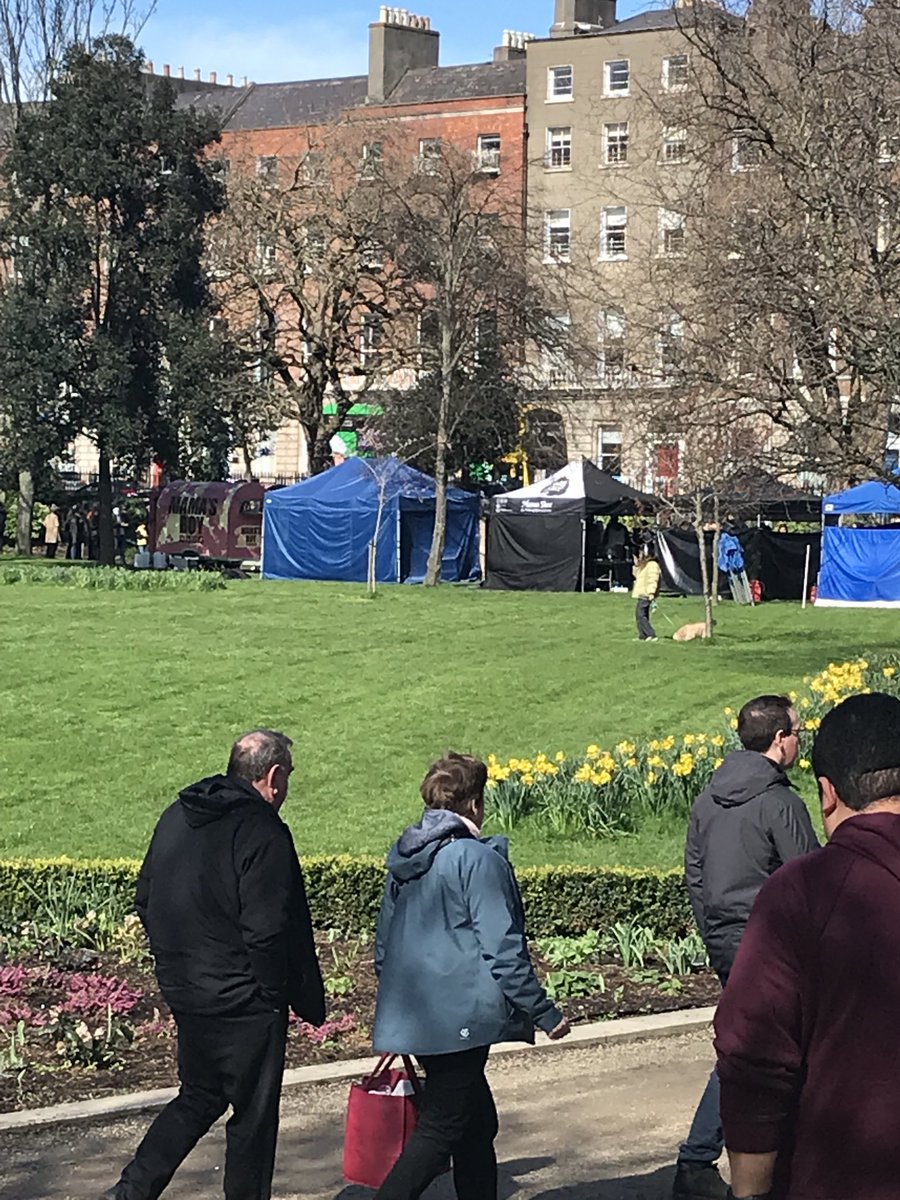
top-left (259, 495), bottom-right (267, 580)
top-left (802, 543), bottom-right (812, 609)
top-left (581, 517), bottom-right (587, 593)
top-left (396, 507), bottom-right (401, 583)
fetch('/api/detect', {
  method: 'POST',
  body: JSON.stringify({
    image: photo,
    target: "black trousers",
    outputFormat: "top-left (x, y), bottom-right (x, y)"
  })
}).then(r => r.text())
top-left (374, 1045), bottom-right (498, 1200)
top-left (635, 597), bottom-right (656, 639)
top-left (115, 1009), bottom-right (287, 1200)
top-left (45, 542), bottom-right (57, 558)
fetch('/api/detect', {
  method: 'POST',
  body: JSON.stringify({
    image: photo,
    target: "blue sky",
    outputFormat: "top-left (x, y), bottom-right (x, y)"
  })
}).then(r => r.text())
top-left (140, 0), bottom-right (651, 86)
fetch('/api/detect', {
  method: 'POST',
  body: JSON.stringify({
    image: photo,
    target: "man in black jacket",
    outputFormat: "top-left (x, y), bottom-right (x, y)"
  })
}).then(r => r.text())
top-left (672, 695), bottom-right (818, 1200)
top-left (103, 730), bottom-right (325, 1200)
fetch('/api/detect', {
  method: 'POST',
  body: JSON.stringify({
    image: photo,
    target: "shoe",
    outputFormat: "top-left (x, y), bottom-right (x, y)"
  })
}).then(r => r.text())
top-left (647, 637), bottom-right (659, 642)
top-left (672, 1162), bottom-right (729, 1200)
top-left (99, 1189), bottom-right (122, 1200)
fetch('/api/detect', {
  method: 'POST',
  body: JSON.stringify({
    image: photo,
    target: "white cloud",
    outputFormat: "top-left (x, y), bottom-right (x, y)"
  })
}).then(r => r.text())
top-left (140, 11), bottom-right (370, 85)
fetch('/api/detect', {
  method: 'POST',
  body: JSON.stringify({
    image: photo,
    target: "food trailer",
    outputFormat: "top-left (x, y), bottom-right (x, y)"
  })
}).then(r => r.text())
top-left (149, 480), bottom-right (265, 565)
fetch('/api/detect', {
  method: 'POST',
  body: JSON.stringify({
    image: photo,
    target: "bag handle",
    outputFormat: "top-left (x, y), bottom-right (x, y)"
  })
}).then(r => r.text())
top-left (362, 1054), bottom-right (423, 1097)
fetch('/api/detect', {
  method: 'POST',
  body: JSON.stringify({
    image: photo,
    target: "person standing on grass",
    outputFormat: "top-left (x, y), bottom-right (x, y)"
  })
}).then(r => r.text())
top-left (371, 752), bottom-right (570, 1200)
top-left (716, 693), bottom-right (900, 1200)
top-left (102, 729), bottom-right (324, 1200)
top-left (0, 495), bottom-right (6, 553)
top-left (672, 695), bottom-right (818, 1200)
top-left (632, 546), bottom-right (661, 642)
top-left (42, 505), bottom-right (60, 558)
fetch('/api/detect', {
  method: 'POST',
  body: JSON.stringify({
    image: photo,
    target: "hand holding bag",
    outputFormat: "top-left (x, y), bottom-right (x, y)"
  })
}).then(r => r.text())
top-left (343, 1054), bottom-right (423, 1189)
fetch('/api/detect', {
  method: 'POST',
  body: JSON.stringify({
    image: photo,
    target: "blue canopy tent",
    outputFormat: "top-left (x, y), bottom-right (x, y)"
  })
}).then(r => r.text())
top-left (261, 457), bottom-right (481, 584)
top-left (817, 481), bottom-right (900, 607)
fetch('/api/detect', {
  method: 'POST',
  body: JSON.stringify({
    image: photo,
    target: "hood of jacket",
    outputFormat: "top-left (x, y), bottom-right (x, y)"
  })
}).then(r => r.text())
top-left (387, 809), bottom-right (478, 882)
top-left (831, 810), bottom-right (900, 886)
top-left (178, 773), bottom-right (265, 828)
top-left (707, 749), bottom-right (790, 809)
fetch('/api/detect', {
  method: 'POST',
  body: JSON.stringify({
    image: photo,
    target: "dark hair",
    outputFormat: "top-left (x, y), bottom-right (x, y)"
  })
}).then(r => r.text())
top-left (737, 695), bottom-right (794, 752)
top-left (228, 729), bottom-right (293, 783)
top-left (812, 693), bottom-right (900, 810)
top-left (420, 752), bottom-right (487, 814)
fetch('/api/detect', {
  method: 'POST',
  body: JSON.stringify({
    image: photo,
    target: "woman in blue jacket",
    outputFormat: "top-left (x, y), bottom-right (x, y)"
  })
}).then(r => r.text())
top-left (372, 752), bottom-right (570, 1200)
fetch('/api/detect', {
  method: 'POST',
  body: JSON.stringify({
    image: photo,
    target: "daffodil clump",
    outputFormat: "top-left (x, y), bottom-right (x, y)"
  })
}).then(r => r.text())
top-left (485, 655), bottom-right (900, 839)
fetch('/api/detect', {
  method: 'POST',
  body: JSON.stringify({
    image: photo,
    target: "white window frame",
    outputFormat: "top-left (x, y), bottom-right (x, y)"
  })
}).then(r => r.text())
top-left (548, 64), bottom-right (574, 101)
top-left (603, 122), bottom-right (629, 166)
top-left (256, 234), bottom-right (277, 272)
top-left (545, 209), bottom-right (572, 263)
top-left (418, 138), bottom-right (443, 175)
top-left (600, 205), bottom-right (628, 261)
top-left (598, 310), bottom-right (627, 389)
top-left (662, 54), bottom-right (689, 91)
top-left (732, 135), bottom-right (762, 172)
top-left (657, 314), bottom-right (684, 378)
top-left (604, 59), bottom-right (630, 97)
top-left (544, 312), bottom-right (575, 388)
top-left (476, 133), bottom-right (501, 174)
top-left (360, 314), bottom-right (384, 371)
top-left (659, 208), bottom-right (686, 256)
top-left (545, 126), bottom-right (573, 170)
top-left (662, 126), bottom-right (687, 164)
top-left (597, 425), bottom-right (623, 475)
top-left (359, 141), bottom-right (383, 179)
top-left (256, 155), bottom-right (278, 181)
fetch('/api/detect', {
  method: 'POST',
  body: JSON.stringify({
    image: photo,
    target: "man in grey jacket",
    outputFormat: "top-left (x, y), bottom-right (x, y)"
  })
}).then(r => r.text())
top-left (673, 695), bottom-right (818, 1200)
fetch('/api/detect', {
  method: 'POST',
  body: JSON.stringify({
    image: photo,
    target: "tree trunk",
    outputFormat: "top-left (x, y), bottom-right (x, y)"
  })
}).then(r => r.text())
top-left (424, 366), bottom-right (451, 588)
top-left (695, 495), bottom-right (714, 639)
top-left (710, 495), bottom-right (721, 610)
top-left (16, 468), bottom-right (34, 556)
top-left (97, 447), bottom-right (115, 566)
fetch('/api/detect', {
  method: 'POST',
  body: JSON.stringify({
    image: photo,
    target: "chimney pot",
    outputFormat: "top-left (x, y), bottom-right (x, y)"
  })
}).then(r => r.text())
top-left (226, 73), bottom-right (234, 86)
top-left (241, 75), bottom-right (248, 87)
top-left (163, 63), bottom-right (170, 77)
top-left (177, 66), bottom-right (184, 79)
top-left (193, 68), bottom-right (201, 81)
top-left (210, 70), bottom-right (217, 83)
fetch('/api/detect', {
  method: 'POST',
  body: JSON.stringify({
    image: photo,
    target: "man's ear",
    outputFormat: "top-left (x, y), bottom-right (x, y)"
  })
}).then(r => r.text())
top-left (819, 776), bottom-right (840, 821)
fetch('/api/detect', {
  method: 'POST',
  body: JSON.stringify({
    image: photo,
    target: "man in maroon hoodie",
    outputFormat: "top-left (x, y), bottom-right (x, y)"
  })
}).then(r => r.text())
top-left (715, 692), bottom-right (900, 1200)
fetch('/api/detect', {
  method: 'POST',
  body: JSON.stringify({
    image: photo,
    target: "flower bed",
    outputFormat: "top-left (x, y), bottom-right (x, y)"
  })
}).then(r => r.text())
top-left (484, 655), bottom-right (900, 838)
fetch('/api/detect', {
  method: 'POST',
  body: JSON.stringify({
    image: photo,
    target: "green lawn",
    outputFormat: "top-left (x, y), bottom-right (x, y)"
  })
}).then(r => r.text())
top-left (0, 579), bottom-right (893, 867)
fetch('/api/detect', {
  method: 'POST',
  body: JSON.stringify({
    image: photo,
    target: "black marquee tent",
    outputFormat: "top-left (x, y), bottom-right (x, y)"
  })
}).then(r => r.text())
top-left (485, 460), bottom-right (657, 592)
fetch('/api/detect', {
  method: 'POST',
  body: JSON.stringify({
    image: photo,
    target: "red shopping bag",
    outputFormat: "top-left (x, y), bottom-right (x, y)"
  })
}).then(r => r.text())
top-left (343, 1054), bottom-right (423, 1188)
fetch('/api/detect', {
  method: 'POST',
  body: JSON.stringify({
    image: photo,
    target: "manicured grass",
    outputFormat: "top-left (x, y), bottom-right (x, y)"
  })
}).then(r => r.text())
top-left (0, 578), bottom-right (891, 867)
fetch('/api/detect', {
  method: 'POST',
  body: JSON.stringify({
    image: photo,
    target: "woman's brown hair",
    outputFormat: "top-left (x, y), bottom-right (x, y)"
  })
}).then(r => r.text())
top-left (420, 752), bottom-right (488, 814)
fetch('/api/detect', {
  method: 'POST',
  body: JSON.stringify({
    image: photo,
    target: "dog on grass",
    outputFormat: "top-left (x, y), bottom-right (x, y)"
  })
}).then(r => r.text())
top-left (673, 620), bottom-right (714, 642)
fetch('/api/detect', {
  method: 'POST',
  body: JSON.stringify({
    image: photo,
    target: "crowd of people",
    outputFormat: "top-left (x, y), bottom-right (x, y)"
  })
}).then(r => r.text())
top-left (38, 502), bottom-right (131, 561)
top-left (97, 690), bottom-right (900, 1200)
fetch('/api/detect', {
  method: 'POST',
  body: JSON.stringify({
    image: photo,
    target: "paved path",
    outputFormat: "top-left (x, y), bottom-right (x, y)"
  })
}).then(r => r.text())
top-left (0, 1032), bottom-right (721, 1200)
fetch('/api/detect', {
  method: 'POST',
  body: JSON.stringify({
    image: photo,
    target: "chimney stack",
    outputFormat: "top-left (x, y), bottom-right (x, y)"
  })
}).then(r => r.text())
top-left (163, 64), bottom-right (170, 77)
top-left (193, 68), bottom-right (201, 81)
top-left (494, 29), bottom-right (534, 61)
top-left (177, 66), bottom-right (184, 79)
top-left (210, 70), bottom-right (217, 84)
top-left (551, 0), bottom-right (617, 36)
top-left (241, 75), bottom-right (248, 87)
top-left (145, 60), bottom-right (154, 73)
top-left (368, 8), bottom-right (439, 103)
top-left (226, 73), bottom-right (234, 86)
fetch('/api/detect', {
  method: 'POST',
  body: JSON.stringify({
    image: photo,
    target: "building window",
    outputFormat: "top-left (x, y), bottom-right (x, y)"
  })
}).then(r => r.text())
top-left (475, 308), bottom-right (498, 363)
top-left (299, 149), bottom-right (324, 183)
top-left (476, 133), bottom-right (501, 173)
top-left (360, 314), bottom-right (384, 370)
top-left (359, 237), bottom-right (384, 271)
top-left (548, 65), bottom-right (574, 100)
top-left (597, 425), bottom-right (622, 475)
top-left (256, 155), bottom-right (278, 181)
top-left (662, 54), bottom-right (689, 90)
top-left (604, 122), bottom-right (629, 165)
top-left (659, 209), bottom-right (686, 255)
top-left (604, 59), bottom-right (630, 96)
top-left (662, 127), bottom-right (687, 164)
top-left (256, 234), bottom-right (277, 272)
top-left (476, 210), bottom-right (501, 250)
top-left (658, 314), bottom-right (684, 377)
top-left (546, 127), bottom-right (572, 170)
top-left (598, 308), bottom-right (626, 388)
top-left (359, 141), bottom-right (383, 179)
top-left (418, 138), bottom-right (442, 174)
top-left (302, 223), bottom-right (327, 273)
top-left (544, 312), bottom-right (574, 387)
top-left (545, 209), bottom-right (571, 262)
top-left (600, 205), bottom-right (627, 260)
top-left (732, 135), bottom-right (763, 172)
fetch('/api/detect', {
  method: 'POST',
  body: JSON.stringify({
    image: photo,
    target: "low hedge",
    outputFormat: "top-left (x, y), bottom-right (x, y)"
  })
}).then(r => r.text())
top-left (0, 856), bottom-right (692, 940)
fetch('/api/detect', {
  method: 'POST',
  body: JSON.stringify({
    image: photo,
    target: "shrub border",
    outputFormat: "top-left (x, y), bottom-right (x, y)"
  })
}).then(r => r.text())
top-left (0, 856), bottom-right (692, 940)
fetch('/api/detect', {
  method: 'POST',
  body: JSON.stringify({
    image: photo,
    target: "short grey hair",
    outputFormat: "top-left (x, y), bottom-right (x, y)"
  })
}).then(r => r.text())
top-left (227, 729), bottom-right (293, 783)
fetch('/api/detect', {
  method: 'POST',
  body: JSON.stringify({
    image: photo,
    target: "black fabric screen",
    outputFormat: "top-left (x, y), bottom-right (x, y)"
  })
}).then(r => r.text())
top-left (657, 530), bottom-right (729, 596)
top-left (740, 529), bottom-right (821, 600)
top-left (485, 513), bottom-right (583, 591)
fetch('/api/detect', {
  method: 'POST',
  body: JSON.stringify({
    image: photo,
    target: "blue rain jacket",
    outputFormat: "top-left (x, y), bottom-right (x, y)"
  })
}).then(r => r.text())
top-left (373, 810), bottom-right (563, 1056)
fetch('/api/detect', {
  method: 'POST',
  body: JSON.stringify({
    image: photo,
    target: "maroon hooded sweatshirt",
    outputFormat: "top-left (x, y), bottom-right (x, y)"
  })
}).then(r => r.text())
top-left (715, 811), bottom-right (900, 1199)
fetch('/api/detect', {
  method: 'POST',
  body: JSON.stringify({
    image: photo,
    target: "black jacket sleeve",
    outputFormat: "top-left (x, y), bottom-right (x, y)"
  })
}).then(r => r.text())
top-left (286, 848), bottom-right (326, 1027)
top-left (769, 787), bottom-right (819, 866)
top-left (684, 808), bottom-right (707, 940)
top-left (135, 836), bottom-right (153, 932)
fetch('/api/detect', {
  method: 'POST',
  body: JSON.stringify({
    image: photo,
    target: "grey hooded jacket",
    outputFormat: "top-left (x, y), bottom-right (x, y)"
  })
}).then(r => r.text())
top-left (685, 749), bottom-right (819, 977)
top-left (373, 810), bottom-right (563, 1056)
